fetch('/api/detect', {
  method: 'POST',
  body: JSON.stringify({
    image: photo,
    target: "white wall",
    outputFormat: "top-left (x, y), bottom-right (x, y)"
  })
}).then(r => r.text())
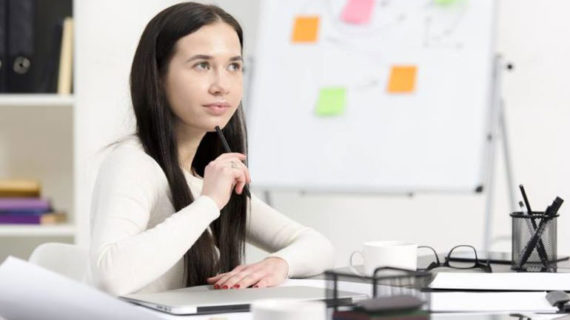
top-left (75, 0), bottom-right (570, 268)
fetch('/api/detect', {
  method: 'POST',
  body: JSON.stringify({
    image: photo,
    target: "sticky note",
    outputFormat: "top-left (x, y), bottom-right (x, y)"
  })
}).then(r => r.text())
top-left (387, 65), bottom-right (417, 94)
top-left (315, 87), bottom-right (346, 116)
top-left (291, 16), bottom-right (320, 43)
top-left (341, 0), bottom-right (375, 24)
top-left (434, 0), bottom-right (459, 5)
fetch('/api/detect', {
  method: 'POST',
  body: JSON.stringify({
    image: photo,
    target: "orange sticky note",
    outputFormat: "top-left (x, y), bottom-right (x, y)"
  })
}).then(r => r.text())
top-left (387, 65), bottom-right (417, 93)
top-left (291, 16), bottom-right (320, 43)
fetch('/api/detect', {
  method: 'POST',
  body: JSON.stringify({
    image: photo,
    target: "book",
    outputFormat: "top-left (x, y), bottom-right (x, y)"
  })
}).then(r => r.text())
top-left (333, 310), bottom-right (429, 320)
top-left (0, 198), bottom-right (51, 211)
top-left (0, 212), bottom-right (65, 224)
top-left (0, 208), bottom-right (50, 215)
top-left (0, 179), bottom-right (41, 197)
top-left (57, 16), bottom-right (73, 94)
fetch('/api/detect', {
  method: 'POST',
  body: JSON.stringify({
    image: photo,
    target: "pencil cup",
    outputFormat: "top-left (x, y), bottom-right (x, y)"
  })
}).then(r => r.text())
top-left (511, 211), bottom-right (558, 272)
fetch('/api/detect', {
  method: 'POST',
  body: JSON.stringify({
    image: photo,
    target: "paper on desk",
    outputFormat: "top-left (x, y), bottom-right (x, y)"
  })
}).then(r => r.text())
top-left (430, 272), bottom-right (570, 291)
top-left (431, 291), bottom-right (557, 313)
top-left (0, 256), bottom-right (162, 320)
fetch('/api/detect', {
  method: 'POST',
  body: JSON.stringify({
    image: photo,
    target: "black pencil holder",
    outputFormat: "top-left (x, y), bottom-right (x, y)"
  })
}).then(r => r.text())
top-left (511, 211), bottom-right (558, 272)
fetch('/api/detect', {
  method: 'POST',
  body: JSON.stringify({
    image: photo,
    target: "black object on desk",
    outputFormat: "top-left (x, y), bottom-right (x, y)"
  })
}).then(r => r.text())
top-left (546, 291), bottom-right (570, 313)
top-left (519, 185), bottom-right (550, 267)
top-left (325, 266), bottom-right (433, 317)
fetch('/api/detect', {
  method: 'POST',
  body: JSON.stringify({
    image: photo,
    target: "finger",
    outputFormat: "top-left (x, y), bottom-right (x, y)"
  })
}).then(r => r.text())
top-left (207, 273), bottom-right (225, 284)
top-left (216, 153), bottom-right (246, 161)
top-left (226, 271), bottom-right (263, 289)
top-left (214, 265), bottom-right (248, 289)
top-left (235, 273), bottom-right (265, 289)
top-left (253, 278), bottom-right (270, 289)
top-left (232, 168), bottom-right (247, 194)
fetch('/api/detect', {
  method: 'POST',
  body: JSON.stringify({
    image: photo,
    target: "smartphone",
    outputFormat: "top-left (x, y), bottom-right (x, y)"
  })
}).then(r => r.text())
top-left (448, 251), bottom-right (570, 265)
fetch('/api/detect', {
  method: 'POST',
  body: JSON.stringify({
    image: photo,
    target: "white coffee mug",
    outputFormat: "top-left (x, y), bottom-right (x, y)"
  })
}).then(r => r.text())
top-left (251, 299), bottom-right (326, 320)
top-left (350, 240), bottom-right (418, 276)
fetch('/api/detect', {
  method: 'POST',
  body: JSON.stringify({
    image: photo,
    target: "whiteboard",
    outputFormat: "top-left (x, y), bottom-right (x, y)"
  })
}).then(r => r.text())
top-left (247, 0), bottom-right (496, 193)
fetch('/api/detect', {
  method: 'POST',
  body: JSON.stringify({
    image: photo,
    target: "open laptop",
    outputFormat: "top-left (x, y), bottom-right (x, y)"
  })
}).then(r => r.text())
top-left (121, 285), bottom-right (366, 315)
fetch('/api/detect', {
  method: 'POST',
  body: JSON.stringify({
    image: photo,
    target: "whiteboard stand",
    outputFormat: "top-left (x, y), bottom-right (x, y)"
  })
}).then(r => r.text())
top-left (482, 55), bottom-right (517, 253)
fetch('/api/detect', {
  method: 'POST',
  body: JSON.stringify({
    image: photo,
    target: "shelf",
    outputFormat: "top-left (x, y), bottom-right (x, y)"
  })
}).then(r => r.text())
top-left (0, 224), bottom-right (76, 237)
top-left (0, 94), bottom-right (74, 107)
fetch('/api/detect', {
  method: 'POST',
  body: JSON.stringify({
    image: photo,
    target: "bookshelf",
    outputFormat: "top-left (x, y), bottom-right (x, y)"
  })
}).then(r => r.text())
top-left (0, 224), bottom-right (75, 237)
top-left (0, 95), bottom-right (74, 108)
top-left (0, 93), bottom-right (75, 260)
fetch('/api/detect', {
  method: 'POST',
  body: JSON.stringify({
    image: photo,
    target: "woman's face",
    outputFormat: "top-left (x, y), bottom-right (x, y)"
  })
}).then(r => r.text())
top-left (164, 21), bottom-right (243, 133)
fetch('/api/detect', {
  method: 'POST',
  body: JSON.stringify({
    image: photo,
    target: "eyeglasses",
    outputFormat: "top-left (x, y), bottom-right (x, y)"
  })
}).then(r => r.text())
top-left (418, 245), bottom-right (492, 273)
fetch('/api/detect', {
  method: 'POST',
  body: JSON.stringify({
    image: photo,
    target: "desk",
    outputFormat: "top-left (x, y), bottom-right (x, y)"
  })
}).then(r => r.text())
top-left (139, 271), bottom-right (566, 319)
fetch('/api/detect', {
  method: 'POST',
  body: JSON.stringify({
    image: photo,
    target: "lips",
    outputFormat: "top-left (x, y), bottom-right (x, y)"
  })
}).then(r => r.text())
top-left (203, 102), bottom-right (231, 116)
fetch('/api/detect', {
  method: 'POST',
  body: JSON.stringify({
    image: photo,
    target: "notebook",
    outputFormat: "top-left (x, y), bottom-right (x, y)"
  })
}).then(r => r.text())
top-left (121, 285), bottom-right (365, 315)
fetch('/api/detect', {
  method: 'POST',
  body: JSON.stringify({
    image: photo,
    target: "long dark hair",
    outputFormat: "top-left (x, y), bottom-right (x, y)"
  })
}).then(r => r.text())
top-left (129, 2), bottom-right (247, 286)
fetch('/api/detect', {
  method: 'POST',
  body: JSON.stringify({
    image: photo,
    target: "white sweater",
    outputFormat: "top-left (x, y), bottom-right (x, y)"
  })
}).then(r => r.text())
top-left (89, 137), bottom-right (335, 296)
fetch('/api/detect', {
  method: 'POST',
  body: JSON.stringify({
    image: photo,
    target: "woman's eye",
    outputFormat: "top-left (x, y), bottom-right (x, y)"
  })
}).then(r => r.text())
top-left (195, 62), bottom-right (210, 70)
top-left (228, 63), bottom-right (242, 72)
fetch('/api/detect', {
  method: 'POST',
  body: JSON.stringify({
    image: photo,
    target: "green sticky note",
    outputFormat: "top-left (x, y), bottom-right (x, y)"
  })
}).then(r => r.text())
top-left (434, 0), bottom-right (459, 5)
top-left (315, 87), bottom-right (346, 116)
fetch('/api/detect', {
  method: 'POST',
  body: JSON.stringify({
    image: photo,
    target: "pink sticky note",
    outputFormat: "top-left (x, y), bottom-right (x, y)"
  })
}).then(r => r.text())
top-left (341, 0), bottom-right (375, 24)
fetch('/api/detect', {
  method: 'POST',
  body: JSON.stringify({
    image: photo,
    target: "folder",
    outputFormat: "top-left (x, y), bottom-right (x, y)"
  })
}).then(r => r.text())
top-left (0, 0), bottom-right (7, 92)
top-left (3, 0), bottom-right (72, 93)
top-left (6, 0), bottom-right (35, 93)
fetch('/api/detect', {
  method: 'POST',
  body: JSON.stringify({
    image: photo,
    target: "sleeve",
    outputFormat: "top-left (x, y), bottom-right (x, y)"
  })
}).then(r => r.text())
top-left (89, 148), bottom-right (220, 296)
top-left (245, 193), bottom-right (335, 277)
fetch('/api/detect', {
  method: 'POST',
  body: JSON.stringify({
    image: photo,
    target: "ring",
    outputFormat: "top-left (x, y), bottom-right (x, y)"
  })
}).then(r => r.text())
top-left (230, 161), bottom-right (238, 169)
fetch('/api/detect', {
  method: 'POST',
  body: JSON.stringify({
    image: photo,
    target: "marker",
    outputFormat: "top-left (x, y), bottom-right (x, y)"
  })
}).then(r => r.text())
top-left (215, 126), bottom-right (251, 198)
top-left (518, 185), bottom-right (549, 268)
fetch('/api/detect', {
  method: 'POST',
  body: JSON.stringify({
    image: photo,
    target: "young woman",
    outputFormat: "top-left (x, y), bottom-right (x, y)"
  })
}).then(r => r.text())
top-left (89, 2), bottom-right (335, 296)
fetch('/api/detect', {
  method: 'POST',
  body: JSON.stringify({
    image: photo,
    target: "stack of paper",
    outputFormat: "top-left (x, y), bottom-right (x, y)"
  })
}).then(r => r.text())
top-left (0, 256), bottom-right (162, 320)
top-left (430, 272), bottom-right (570, 291)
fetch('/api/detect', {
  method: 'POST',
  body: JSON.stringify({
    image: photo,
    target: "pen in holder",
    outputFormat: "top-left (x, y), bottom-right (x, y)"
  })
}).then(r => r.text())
top-left (511, 211), bottom-right (558, 272)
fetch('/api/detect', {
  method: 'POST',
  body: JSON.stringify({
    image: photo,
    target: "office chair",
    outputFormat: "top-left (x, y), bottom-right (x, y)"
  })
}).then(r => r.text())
top-left (28, 242), bottom-right (88, 282)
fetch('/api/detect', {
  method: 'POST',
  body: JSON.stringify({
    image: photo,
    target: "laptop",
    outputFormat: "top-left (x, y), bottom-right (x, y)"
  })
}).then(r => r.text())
top-left (121, 285), bottom-right (366, 315)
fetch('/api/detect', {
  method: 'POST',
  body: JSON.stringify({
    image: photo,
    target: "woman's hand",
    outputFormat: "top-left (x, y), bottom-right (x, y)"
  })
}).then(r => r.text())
top-left (200, 152), bottom-right (251, 209)
top-left (207, 257), bottom-right (289, 289)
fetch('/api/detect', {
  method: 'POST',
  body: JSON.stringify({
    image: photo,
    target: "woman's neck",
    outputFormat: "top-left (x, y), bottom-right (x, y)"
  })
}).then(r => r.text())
top-left (175, 123), bottom-right (206, 174)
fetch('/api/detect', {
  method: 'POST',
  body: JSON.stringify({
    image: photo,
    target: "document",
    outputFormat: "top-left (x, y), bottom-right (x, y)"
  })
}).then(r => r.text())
top-left (431, 291), bottom-right (557, 313)
top-left (0, 256), bottom-right (162, 320)
top-left (430, 272), bottom-right (570, 291)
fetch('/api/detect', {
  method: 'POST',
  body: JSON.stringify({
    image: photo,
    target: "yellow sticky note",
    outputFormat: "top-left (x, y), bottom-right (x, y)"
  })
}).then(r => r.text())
top-left (387, 65), bottom-right (417, 93)
top-left (315, 87), bottom-right (346, 116)
top-left (291, 16), bottom-right (320, 43)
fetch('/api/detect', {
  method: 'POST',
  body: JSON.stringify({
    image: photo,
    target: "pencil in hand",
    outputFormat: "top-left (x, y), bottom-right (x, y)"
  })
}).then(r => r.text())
top-left (215, 126), bottom-right (251, 198)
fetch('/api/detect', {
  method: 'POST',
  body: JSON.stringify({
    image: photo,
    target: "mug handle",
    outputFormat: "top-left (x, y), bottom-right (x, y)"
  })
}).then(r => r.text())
top-left (349, 250), bottom-right (365, 276)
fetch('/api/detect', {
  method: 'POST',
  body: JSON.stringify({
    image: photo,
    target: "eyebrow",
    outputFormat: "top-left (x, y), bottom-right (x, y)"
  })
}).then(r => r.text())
top-left (186, 55), bottom-right (243, 63)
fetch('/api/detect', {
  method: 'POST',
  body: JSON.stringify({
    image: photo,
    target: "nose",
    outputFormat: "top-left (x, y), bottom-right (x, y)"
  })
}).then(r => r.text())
top-left (209, 69), bottom-right (229, 96)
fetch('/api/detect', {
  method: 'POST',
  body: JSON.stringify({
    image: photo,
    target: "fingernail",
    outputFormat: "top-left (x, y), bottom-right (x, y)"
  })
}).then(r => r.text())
top-left (233, 284), bottom-right (240, 289)
top-left (223, 285), bottom-right (229, 289)
top-left (214, 284), bottom-right (220, 289)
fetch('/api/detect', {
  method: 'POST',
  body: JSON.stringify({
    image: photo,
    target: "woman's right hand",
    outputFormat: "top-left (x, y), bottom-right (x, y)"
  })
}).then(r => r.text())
top-left (200, 153), bottom-right (251, 210)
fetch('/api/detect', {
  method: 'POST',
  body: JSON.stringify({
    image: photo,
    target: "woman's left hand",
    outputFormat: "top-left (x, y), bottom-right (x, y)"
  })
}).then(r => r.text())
top-left (207, 257), bottom-right (289, 289)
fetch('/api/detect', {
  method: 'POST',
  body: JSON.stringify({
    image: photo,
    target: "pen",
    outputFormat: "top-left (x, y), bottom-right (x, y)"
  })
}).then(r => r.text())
top-left (214, 126), bottom-right (251, 198)
top-left (519, 185), bottom-right (549, 267)
top-left (517, 197), bottom-right (564, 270)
